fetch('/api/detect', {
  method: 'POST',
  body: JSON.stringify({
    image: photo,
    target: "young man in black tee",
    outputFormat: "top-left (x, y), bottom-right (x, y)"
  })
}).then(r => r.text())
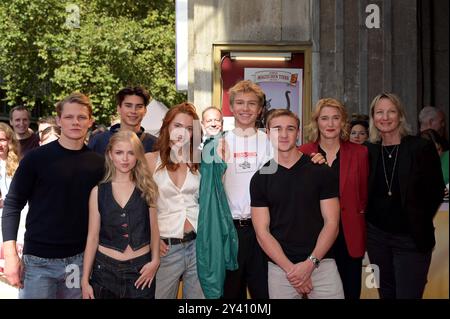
top-left (2, 93), bottom-right (104, 299)
top-left (250, 109), bottom-right (344, 299)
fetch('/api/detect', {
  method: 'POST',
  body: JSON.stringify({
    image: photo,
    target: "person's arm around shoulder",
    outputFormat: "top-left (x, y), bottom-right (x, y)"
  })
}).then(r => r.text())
top-left (81, 186), bottom-right (101, 299)
top-left (135, 206), bottom-right (160, 289)
top-left (298, 144), bottom-right (327, 165)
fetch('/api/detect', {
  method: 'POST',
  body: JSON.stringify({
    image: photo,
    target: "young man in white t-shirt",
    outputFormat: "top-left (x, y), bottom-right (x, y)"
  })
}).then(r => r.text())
top-left (222, 80), bottom-right (272, 299)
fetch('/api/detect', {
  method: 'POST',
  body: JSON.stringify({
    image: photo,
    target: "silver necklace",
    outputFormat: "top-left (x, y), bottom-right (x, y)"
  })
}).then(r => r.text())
top-left (381, 144), bottom-right (399, 196)
top-left (383, 145), bottom-right (397, 158)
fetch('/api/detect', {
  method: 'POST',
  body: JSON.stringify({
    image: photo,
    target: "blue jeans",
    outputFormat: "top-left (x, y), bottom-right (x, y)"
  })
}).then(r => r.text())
top-left (90, 251), bottom-right (155, 299)
top-left (155, 239), bottom-right (204, 299)
top-left (19, 253), bottom-right (83, 299)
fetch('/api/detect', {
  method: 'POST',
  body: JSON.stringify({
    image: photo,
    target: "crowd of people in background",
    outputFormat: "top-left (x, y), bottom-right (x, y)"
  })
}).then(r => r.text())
top-left (0, 81), bottom-right (448, 300)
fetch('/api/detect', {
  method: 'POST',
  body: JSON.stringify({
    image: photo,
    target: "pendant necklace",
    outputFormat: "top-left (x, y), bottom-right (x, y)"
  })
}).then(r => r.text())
top-left (381, 144), bottom-right (399, 196)
top-left (384, 145), bottom-right (397, 158)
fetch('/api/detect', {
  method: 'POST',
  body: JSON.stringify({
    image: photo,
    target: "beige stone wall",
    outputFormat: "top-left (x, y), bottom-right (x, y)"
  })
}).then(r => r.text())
top-left (189, 0), bottom-right (312, 114)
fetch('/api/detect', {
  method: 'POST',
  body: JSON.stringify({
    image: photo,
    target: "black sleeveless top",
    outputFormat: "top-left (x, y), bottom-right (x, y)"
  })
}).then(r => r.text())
top-left (98, 182), bottom-right (150, 252)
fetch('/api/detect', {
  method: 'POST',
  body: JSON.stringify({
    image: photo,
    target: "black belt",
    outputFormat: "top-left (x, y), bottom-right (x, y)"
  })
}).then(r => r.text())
top-left (162, 231), bottom-right (197, 245)
top-left (233, 218), bottom-right (252, 228)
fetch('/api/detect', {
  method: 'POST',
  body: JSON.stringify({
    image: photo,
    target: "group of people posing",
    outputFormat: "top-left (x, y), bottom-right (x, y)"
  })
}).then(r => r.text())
top-left (0, 80), bottom-right (446, 299)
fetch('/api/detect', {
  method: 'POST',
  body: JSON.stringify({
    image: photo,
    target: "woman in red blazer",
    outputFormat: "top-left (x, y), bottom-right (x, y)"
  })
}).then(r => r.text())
top-left (299, 98), bottom-right (368, 299)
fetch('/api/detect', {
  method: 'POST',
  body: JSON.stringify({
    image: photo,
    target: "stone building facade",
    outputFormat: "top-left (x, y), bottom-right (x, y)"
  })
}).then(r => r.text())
top-left (186, 0), bottom-right (448, 133)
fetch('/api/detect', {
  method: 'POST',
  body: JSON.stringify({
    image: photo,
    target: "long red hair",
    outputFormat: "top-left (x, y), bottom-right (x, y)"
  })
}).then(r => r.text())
top-left (154, 102), bottom-right (201, 172)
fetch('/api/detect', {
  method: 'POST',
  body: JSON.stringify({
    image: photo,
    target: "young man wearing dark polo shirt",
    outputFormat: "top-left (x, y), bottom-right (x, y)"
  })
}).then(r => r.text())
top-left (250, 109), bottom-right (344, 299)
top-left (1, 93), bottom-right (104, 299)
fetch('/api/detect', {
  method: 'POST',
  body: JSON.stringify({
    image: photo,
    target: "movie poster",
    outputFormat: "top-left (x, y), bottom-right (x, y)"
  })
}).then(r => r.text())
top-left (244, 68), bottom-right (303, 119)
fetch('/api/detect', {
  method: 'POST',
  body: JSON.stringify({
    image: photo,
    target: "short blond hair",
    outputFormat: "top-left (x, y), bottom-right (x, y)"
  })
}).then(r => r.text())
top-left (265, 109), bottom-right (300, 129)
top-left (229, 80), bottom-right (265, 107)
top-left (56, 92), bottom-right (93, 118)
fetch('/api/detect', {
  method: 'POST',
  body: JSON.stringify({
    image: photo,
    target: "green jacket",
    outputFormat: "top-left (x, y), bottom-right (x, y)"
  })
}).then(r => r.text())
top-left (197, 135), bottom-right (238, 299)
top-left (441, 151), bottom-right (449, 185)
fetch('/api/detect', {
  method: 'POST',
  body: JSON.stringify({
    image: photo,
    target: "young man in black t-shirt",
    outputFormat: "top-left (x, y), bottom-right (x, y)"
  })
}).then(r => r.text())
top-left (2, 93), bottom-right (104, 299)
top-left (250, 109), bottom-right (344, 299)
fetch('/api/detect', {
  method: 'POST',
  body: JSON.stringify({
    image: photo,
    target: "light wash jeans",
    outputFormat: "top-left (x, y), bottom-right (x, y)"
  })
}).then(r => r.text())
top-left (19, 253), bottom-right (83, 299)
top-left (268, 259), bottom-right (344, 299)
top-left (155, 240), bottom-right (204, 299)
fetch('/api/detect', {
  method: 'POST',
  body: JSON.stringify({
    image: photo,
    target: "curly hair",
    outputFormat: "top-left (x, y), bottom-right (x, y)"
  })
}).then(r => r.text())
top-left (0, 123), bottom-right (21, 177)
top-left (305, 98), bottom-right (350, 142)
top-left (154, 102), bottom-right (201, 173)
top-left (101, 130), bottom-right (158, 207)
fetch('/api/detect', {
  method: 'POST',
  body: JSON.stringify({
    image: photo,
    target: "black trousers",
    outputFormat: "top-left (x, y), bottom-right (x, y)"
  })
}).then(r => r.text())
top-left (366, 222), bottom-right (432, 299)
top-left (223, 224), bottom-right (269, 299)
top-left (333, 224), bottom-right (363, 299)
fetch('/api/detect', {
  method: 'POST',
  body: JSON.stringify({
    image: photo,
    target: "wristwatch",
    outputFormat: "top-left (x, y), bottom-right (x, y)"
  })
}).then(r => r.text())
top-left (308, 255), bottom-right (320, 268)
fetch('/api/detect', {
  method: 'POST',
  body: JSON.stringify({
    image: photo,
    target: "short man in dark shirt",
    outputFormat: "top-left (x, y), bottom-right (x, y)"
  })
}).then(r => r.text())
top-left (250, 109), bottom-right (344, 299)
top-left (9, 106), bottom-right (39, 157)
top-left (88, 86), bottom-right (156, 155)
top-left (1, 93), bottom-right (104, 299)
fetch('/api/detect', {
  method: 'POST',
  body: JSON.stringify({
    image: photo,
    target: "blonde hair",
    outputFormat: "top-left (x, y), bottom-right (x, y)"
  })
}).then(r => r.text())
top-left (305, 98), bottom-right (349, 142)
top-left (56, 92), bottom-right (92, 118)
top-left (101, 130), bottom-right (158, 206)
top-left (369, 92), bottom-right (411, 143)
top-left (229, 80), bottom-right (265, 108)
top-left (0, 123), bottom-right (21, 177)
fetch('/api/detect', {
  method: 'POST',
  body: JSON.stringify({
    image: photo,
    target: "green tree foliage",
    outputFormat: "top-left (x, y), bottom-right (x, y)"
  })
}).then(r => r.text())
top-left (0, 0), bottom-right (185, 123)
